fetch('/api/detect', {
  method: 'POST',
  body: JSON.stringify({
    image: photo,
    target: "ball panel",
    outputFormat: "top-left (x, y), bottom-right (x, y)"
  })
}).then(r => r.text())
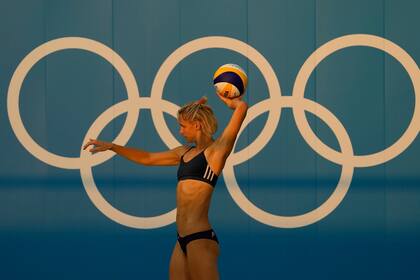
top-left (213, 65), bottom-right (248, 88)
top-left (214, 82), bottom-right (240, 98)
top-left (213, 71), bottom-right (244, 95)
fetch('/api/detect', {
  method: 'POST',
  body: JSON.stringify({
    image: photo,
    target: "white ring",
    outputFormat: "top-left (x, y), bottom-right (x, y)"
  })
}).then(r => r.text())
top-left (7, 37), bottom-right (140, 169)
top-left (224, 96), bottom-right (354, 228)
top-left (80, 97), bottom-right (179, 229)
top-left (292, 34), bottom-right (420, 167)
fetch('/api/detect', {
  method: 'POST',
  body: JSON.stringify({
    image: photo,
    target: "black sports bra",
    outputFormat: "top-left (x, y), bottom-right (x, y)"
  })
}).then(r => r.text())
top-left (177, 146), bottom-right (218, 187)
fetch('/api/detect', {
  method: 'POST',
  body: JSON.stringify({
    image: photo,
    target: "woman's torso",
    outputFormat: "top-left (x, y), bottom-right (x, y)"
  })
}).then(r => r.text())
top-left (176, 146), bottom-right (220, 236)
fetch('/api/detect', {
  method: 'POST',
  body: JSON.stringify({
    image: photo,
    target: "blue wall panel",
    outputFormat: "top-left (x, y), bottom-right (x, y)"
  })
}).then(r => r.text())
top-left (0, 0), bottom-right (419, 279)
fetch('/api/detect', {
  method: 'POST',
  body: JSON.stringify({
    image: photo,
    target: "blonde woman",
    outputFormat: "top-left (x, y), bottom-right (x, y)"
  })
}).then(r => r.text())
top-left (83, 93), bottom-right (248, 280)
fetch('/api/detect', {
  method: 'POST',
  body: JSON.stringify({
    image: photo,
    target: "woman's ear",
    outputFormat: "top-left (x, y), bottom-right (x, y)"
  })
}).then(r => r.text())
top-left (194, 121), bottom-right (201, 130)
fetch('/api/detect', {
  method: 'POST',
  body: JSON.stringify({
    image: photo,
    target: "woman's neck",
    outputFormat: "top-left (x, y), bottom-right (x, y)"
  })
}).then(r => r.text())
top-left (194, 134), bottom-right (213, 150)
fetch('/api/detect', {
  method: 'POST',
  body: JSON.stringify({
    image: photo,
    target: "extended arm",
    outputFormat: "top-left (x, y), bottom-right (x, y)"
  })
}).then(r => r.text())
top-left (83, 139), bottom-right (186, 166)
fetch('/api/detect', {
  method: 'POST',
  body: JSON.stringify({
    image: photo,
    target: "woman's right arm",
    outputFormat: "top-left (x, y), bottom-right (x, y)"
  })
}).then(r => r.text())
top-left (83, 139), bottom-right (186, 166)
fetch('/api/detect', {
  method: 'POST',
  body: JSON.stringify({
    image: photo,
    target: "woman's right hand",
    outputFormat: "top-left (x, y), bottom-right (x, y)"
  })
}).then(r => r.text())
top-left (216, 92), bottom-right (246, 110)
top-left (83, 139), bottom-right (113, 154)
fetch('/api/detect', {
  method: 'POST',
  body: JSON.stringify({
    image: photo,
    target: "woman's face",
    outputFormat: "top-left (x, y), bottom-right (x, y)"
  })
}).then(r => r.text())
top-left (178, 117), bottom-right (199, 142)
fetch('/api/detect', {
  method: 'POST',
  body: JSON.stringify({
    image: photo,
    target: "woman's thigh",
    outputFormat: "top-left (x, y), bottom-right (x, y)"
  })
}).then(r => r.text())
top-left (169, 242), bottom-right (191, 280)
top-left (186, 239), bottom-right (220, 280)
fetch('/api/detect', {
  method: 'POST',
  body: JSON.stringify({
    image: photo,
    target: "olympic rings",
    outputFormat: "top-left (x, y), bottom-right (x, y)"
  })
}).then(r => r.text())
top-left (7, 34), bottom-right (420, 229)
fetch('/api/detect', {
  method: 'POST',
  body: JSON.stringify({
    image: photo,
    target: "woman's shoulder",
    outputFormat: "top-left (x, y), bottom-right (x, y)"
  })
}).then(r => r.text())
top-left (172, 145), bottom-right (193, 158)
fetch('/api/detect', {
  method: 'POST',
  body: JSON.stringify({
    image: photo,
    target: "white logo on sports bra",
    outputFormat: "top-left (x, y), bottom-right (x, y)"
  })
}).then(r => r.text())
top-left (204, 165), bottom-right (215, 181)
top-left (6, 35), bottom-right (420, 229)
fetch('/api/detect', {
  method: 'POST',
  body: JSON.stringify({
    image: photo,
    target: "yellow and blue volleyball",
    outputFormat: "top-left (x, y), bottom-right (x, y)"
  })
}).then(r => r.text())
top-left (213, 64), bottom-right (248, 99)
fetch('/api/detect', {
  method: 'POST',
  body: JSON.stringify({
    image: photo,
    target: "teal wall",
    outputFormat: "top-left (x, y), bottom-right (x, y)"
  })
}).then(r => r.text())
top-left (1, 0), bottom-right (419, 279)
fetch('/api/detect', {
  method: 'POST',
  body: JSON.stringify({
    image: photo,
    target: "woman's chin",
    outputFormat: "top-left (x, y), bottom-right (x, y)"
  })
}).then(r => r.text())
top-left (182, 137), bottom-right (191, 143)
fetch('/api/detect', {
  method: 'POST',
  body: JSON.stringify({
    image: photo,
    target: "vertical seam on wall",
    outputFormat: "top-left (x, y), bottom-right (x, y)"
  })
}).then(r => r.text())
top-left (43, 0), bottom-right (47, 232)
top-left (112, 0), bottom-right (116, 207)
top-left (314, 0), bottom-right (319, 235)
top-left (246, 0), bottom-right (250, 237)
top-left (44, 2), bottom-right (48, 157)
top-left (178, 0), bottom-right (182, 101)
top-left (383, 0), bottom-right (388, 239)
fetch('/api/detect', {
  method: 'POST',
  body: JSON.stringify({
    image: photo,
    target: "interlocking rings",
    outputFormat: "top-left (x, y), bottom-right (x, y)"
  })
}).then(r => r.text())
top-left (7, 34), bottom-right (420, 229)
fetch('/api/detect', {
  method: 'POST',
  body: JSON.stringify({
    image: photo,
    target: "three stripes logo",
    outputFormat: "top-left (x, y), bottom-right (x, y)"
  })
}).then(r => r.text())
top-left (203, 165), bottom-right (215, 181)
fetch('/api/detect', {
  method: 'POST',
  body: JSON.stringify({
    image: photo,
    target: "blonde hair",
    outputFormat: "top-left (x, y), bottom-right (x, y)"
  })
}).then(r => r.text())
top-left (177, 97), bottom-right (218, 136)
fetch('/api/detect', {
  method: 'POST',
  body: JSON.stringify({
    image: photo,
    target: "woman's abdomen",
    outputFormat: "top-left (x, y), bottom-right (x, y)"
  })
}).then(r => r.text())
top-left (176, 180), bottom-right (214, 236)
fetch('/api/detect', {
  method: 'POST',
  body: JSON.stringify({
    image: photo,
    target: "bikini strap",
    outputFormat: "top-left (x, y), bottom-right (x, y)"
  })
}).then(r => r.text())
top-left (180, 146), bottom-right (194, 158)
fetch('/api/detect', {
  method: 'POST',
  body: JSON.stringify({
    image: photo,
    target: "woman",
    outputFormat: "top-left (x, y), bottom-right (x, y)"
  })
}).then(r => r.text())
top-left (83, 93), bottom-right (248, 280)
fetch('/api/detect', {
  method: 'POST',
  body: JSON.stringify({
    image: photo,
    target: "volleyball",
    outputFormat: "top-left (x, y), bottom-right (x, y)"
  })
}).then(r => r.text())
top-left (213, 64), bottom-right (248, 99)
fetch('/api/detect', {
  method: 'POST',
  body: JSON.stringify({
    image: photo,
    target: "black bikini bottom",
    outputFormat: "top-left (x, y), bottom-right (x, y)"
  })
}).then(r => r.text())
top-left (177, 229), bottom-right (219, 255)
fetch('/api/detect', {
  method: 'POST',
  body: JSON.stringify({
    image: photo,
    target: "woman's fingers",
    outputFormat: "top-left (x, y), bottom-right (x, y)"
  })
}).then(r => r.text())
top-left (84, 139), bottom-right (113, 154)
top-left (216, 92), bottom-right (228, 103)
top-left (83, 141), bottom-right (91, 150)
top-left (89, 147), bottom-right (101, 153)
top-left (196, 96), bottom-right (208, 104)
top-left (83, 139), bottom-right (96, 150)
top-left (217, 92), bottom-right (236, 109)
top-left (84, 139), bottom-right (101, 151)
top-left (83, 139), bottom-right (113, 154)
